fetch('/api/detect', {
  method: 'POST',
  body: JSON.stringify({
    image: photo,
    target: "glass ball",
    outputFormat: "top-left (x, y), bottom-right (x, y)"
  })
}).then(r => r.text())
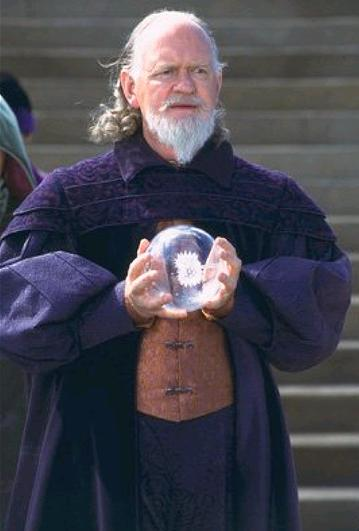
top-left (147, 225), bottom-right (223, 311)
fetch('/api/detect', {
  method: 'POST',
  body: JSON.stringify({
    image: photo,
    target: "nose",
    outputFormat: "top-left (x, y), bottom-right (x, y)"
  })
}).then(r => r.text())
top-left (173, 70), bottom-right (195, 94)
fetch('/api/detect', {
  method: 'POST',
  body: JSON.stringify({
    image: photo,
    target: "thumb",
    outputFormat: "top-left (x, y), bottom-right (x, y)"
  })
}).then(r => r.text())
top-left (137, 238), bottom-right (150, 256)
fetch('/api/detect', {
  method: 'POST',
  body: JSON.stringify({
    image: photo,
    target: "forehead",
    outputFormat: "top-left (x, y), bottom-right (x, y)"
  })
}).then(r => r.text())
top-left (136, 22), bottom-right (213, 69)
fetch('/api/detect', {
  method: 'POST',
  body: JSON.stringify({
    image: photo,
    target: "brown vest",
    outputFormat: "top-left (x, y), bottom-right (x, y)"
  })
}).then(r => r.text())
top-left (136, 311), bottom-right (234, 421)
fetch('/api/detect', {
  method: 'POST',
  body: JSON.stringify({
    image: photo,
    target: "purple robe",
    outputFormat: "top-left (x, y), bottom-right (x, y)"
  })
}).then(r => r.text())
top-left (0, 135), bottom-right (351, 530)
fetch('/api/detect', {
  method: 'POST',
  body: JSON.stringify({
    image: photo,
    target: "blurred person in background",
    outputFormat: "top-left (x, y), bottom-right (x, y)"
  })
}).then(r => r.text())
top-left (0, 94), bottom-right (36, 522)
top-left (0, 72), bottom-right (47, 186)
top-left (0, 94), bottom-right (36, 231)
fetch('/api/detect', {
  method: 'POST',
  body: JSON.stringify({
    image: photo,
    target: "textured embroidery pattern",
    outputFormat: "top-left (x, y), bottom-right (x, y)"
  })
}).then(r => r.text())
top-left (138, 406), bottom-right (236, 531)
top-left (2, 142), bottom-right (335, 243)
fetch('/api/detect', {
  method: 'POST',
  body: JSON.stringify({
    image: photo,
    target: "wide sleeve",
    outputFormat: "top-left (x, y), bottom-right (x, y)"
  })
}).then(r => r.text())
top-left (220, 177), bottom-right (352, 372)
top-left (0, 232), bottom-right (136, 372)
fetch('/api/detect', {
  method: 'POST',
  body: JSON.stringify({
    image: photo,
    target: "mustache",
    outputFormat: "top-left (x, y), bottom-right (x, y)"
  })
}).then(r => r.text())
top-left (159, 96), bottom-right (207, 112)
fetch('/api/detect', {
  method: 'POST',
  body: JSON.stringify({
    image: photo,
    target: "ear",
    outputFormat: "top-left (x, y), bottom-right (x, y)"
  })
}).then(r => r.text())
top-left (215, 70), bottom-right (223, 101)
top-left (119, 70), bottom-right (140, 109)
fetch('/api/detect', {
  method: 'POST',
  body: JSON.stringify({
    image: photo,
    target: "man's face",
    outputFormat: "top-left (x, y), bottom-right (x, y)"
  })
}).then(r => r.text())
top-left (121, 22), bottom-right (222, 161)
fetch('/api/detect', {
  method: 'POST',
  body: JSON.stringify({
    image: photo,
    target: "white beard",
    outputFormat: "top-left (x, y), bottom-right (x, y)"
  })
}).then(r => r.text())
top-left (145, 107), bottom-right (217, 165)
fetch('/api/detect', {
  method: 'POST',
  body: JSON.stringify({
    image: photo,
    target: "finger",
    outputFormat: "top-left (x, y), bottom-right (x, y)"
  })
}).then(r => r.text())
top-left (130, 289), bottom-right (173, 315)
top-left (202, 272), bottom-right (238, 306)
top-left (215, 246), bottom-right (241, 265)
top-left (137, 238), bottom-right (150, 256)
top-left (206, 238), bottom-right (240, 271)
top-left (158, 307), bottom-right (188, 319)
top-left (127, 252), bottom-right (151, 280)
top-left (217, 254), bottom-right (242, 281)
top-left (208, 238), bottom-right (229, 260)
top-left (130, 269), bottom-right (162, 295)
top-left (218, 259), bottom-right (241, 283)
top-left (213, 237), bottom-right (237, 255)
top-left (147, 255), bottom-right (166, 273)
top-left (143, 292), bottom-right (173, 311)
top-left (202, 286), bottom-right (229, 310)
top-left (217, 272), bottom-right (237, 291)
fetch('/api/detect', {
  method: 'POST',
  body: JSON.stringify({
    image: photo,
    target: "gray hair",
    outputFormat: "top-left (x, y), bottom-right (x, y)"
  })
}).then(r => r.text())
top-left (89, 10), bottom-right (227, 144)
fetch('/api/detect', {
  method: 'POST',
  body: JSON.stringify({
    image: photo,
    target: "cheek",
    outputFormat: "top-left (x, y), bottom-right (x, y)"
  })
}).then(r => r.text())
top-left (147, 86), bottom-right (170, 109)
top-left (199, 90), bottom-right (217, 108)
top-left (198, 80), bottom-right (219, 102)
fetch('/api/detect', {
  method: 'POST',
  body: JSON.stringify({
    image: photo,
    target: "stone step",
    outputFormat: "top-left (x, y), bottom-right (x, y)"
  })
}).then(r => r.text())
top-left (3, 46), bottom-right (359, 78)
top-left (350, 254), bottom-right (359, 292)
top-left (230, 111), bottom-right (359, 144)
top-left (292, 433), bottom-right (359, 486)
top-left (3, 17), bottom-right (359, 49)
top-left (235, 145), bottom-right (359, 180)
top-left (223, 78), bottom-right (359, 111)
top-left (35, 111), bottom-right (90, 145)
top-left (214, 17), bottom-right (359, 48)
top-left (33, 110), bottom-right (359, 145)
top-left (27, 143), bottom-right (104, 171)
top-left (3, 0), bottom-right (359, 18)
top-left (274, 340), bottom-right (359, 385)
top-left (18, 77), bottom-right (359, 112)
top-left (342, 296), bottom-right (358, 339)
top-left (224, 46), bottom-right (359, 78)
top-left (279, 385), bottom-right (359, 432)
top-left (299, 488), bottom-right (359, 531)
top-left (329, 216), bottom-right (359, 253)
top-left (27, 144), bottom-right (359, 181)
top-left (303, 184), bottom-right (359, 215)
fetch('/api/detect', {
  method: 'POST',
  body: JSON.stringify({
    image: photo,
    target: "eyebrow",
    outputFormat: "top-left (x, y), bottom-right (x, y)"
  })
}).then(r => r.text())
top-left (149, 62), bottom-right (211, 73)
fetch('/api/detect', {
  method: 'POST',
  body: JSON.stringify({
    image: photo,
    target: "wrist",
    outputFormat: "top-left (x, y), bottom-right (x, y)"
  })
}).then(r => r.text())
top-left (202, 295), bottom-right (234, 320)
top-left (124, 295), bottom-right (154, 329)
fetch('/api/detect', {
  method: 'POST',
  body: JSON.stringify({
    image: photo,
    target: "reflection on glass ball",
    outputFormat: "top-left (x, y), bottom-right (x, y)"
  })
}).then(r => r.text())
top-left (147, 225), bottom-right (222, 311)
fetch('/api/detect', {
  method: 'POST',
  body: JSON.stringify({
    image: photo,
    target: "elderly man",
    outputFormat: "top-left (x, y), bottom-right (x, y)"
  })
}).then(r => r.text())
top-left (0, 10), bottom-right (351, 531)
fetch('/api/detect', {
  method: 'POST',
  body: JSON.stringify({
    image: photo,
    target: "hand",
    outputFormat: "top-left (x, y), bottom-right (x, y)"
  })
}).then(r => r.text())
top-left (124, 239), bottom-right (187, 325)
top-left (202, 237), bottom-right (241, 317)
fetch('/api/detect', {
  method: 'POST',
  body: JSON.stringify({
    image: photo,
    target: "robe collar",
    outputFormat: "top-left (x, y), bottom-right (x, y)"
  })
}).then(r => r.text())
top-left (114, 133), bottom-right (234, 188)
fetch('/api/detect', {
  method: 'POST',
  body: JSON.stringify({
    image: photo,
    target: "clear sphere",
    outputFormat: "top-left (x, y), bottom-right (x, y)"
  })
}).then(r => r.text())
top-left (147, 225), bottom-right (222, 311)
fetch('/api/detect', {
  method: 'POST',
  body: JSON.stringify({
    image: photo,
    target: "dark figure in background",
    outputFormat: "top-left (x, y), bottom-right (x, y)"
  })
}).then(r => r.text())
top-left (0, 95), bottom-right (36, 522)
top-left (0, 72), bottom-right (47, 187)
top-left (0, 95), bottom-right (36, 232)
top-left (0, 10), bottom-right (352, 531)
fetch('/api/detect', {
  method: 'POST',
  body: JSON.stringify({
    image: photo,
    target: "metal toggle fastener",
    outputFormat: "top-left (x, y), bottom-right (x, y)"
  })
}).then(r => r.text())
top-left (164, 340), bottom-right (194, 350)
top-left (165, 386), bottom-right (193, 395)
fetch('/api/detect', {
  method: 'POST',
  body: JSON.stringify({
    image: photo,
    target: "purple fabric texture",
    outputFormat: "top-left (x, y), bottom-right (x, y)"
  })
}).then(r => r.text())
top-left (0, 135), bottom-right (352, 531)
top-left (14, 108), bottom-right (36, 137)
top-left (0, 251), bottom-right (135, 371)
top-left (138, 406), bottom-right (235, 531)
top-left (3, 135), bottom-right (334, 241)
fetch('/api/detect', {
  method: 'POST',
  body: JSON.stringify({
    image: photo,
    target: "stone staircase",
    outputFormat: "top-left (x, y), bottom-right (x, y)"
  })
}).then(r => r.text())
top-left (1, 1), bottom-right (359, 530)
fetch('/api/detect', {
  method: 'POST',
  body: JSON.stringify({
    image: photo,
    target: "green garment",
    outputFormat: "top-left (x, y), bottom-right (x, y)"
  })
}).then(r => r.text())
top-left (0, 96), bottom-right (35, 519)
top-left (0, 95), bottom-right (36, 224)
top-left (0, 95), bottom-right (35, 184)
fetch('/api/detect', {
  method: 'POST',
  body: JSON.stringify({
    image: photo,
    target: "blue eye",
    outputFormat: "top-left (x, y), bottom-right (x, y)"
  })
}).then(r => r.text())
top-left (192, 67), bottom-right (208, 76)
top-left (155, 68), bottom-right (174, 77)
